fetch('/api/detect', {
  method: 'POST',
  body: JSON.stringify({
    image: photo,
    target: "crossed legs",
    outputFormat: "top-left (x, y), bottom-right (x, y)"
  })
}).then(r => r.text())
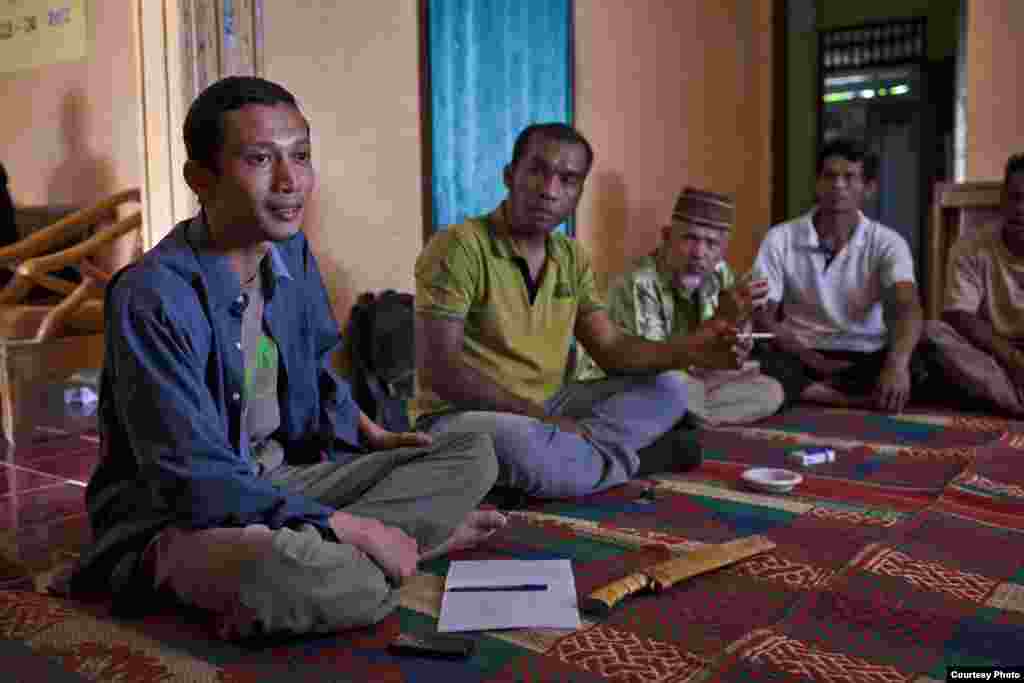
top-left (146, 431), bottom-right (498, 639)
top-left (427, 371), bottom-right (689, 498)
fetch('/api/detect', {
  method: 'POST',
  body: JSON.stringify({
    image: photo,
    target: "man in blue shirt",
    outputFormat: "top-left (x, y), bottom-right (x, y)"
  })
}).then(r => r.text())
top-left (69, 76), bottom-right (503, 639)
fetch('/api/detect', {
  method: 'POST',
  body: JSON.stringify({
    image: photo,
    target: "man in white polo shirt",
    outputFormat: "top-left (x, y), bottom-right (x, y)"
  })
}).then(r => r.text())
top-left (751, 139), bottom-right (925, 413)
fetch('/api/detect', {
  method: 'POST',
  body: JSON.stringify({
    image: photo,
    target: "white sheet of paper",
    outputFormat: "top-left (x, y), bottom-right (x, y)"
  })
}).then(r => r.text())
top-left (437, 559), bottom-right (581, 632)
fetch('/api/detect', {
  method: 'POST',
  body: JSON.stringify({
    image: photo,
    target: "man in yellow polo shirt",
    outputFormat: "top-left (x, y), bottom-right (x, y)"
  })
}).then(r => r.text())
top-left (413, 123), bottom-right (742, 498)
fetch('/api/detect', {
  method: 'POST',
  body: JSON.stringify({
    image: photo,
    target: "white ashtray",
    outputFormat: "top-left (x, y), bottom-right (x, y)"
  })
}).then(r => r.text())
top-left (741, 468), bottom-right (803, 494)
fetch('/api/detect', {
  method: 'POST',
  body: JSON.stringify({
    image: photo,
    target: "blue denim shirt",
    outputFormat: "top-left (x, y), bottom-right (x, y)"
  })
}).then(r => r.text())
top-left (73, 216), bottom-right (363, 593)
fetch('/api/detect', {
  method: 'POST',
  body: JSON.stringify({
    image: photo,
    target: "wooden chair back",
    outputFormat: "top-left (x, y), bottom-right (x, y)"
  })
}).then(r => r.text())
top-left (926, 181), bottom-right (1003, 321)
top-left (0, 188), bottom-right (142, 341)
top-left (0, 188), bottom-right (142, 442)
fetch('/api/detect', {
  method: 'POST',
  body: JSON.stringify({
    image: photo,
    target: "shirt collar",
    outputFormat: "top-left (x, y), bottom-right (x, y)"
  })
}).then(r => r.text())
top-left (485, 201), bottom-right (563, 265)
top-left (264, 238), bottom-right (292, 281)
top-left (185, 213), bottom-right (293, 311)
top-left (795, 208), bottom-right (869, 248)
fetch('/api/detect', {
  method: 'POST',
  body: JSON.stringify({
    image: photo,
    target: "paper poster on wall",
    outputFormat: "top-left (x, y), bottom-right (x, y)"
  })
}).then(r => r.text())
top-left (0, 0), bottom-right (86, 74)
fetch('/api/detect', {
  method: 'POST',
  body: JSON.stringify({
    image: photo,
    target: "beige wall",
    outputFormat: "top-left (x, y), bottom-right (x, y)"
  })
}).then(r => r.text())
top-left (0, 1), bottom-right (140, 208)
top-left (263, 1), bottom-right (423, 326)
top-left (965, 0), bottom-right (1024, 180)
top-left (261, 2), bottom-right (773, 322)
top-left (575, 1), bottom-right (774, 285)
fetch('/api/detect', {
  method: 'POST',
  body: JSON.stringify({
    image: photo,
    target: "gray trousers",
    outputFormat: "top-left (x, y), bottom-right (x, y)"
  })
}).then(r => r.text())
top-left (145, 431), bottom-right (497, 637)
top-left (682, 369), bottom-right (785, 427)
top-left (426, 371), bottom-right (688, 498)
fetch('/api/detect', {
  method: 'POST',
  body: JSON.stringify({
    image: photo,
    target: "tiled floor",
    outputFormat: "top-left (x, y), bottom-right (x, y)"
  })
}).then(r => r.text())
top-left (0, 386), bottom-right (99, 583)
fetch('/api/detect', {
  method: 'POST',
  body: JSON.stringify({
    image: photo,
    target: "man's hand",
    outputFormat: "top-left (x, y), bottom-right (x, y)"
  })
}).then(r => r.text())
top-left (735, 336), bottom-right (754, 364)
top-left (747, 277), bottom-right (771, 309)
top-left (734, 321), bottom-right (755, 363)
top-left (329, 511), bottom-right (419, 584)
top-left (366, 429), bottom-right (433, 451)
top-left (874, 360), bottom-right (911, 413)
top-left (359, 409), bottom-right (433, 452)
top-left (678, 319), bottom-right (741, 370)
top-left (717, 278), bottom-right (770, 324)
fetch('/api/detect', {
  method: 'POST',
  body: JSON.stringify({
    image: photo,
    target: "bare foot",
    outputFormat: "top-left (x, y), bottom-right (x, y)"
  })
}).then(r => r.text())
top-left (420, 510), bottom-right (508, 562)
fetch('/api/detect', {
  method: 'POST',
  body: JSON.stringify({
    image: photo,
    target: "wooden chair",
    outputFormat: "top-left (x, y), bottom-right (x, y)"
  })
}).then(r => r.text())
top-left (0, 188), bottom-right (142, 443)
top-left (925, 181), bottom-right (1003, 322)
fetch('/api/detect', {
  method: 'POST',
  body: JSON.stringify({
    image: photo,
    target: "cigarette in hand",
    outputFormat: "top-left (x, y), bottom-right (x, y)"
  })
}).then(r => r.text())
top-left (736, 332), bottom-right (775, 340)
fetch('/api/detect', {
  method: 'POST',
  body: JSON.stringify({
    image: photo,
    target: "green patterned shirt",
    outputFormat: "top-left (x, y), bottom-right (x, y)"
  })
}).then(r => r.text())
top-left (575, 251), bottom-right (734, 380)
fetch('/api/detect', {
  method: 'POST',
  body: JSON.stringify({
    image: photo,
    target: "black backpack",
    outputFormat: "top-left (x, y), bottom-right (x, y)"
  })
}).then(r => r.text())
top-left (345, 290), bottom-right (415, 432)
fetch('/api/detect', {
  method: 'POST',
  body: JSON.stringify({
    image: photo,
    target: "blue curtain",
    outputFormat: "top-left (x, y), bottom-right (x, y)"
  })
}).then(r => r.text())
top-left (427, 0), bottom-right (573, 233)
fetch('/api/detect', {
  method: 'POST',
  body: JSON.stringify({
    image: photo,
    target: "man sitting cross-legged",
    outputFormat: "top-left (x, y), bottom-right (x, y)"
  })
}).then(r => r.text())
top-left (576, 187), bottom-right (784, 426)
top-left (68, 76), bottom-right (504, 640)
top-left (927, 153), bottom-right (1024, 416)
top-left (413, 123), bottom-right (742, 499)
top-left (752, 138), bottom-right (926, 413)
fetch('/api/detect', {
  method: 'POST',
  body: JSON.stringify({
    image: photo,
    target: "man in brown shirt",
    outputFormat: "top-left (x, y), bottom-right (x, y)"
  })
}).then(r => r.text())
top-left (927, 153), bottom-right (1024, 415)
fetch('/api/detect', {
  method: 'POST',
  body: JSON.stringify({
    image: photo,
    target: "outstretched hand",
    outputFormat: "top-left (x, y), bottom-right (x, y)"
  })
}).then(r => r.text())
top-left (716, 277), bottom-right (770, 324)
top-left (685, 318), bottom-right (742, 370)
top-left (735, 320), bottom-right (755, 363)
top-left (874, 361), bottom-right (911, 413)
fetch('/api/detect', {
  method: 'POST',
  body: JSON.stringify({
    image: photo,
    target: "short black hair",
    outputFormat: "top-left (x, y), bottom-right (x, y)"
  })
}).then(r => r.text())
top-left (1005, 153), bottom-right (1024, 185)
top-left (817, 138), bottom-right (878, 182)
top-left (184, 76), bottom-right (301, 172)
top-left (510, 122), bottom-right (594, 175)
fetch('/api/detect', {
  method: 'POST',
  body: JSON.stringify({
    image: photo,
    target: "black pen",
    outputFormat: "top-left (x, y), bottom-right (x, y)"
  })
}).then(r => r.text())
top-left (447, 584), bottom-right (548, 592)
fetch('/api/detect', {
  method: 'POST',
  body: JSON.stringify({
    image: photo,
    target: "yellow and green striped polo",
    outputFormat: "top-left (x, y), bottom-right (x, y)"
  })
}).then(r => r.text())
top-left (411, 203), bottom-right (605, 421)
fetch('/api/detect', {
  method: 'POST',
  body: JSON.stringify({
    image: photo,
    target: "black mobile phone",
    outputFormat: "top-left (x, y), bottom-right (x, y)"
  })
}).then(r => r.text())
top-left (387, 632), bottom-right (477, 660)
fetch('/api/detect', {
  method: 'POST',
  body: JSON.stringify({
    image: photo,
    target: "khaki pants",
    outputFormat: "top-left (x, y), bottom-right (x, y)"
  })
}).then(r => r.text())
top-left (145, 431), bottom-right (496, 637)
top-left (682, 368), bottom-right (785, 427)
top-left (926, 320), bottom-right (1024, 415)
